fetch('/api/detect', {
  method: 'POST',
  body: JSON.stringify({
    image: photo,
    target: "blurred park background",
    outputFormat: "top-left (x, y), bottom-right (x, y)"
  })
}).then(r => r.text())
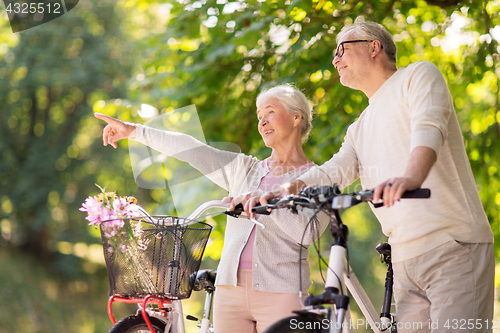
top-left (1, 0), bottom-right (499, 332)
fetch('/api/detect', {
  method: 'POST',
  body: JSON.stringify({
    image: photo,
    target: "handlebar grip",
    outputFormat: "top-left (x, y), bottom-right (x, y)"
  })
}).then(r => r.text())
top-left (251, 198), bottom-right (281, 215)
top-left (227, 198), bottom-right (280, 217)
top-left (252, 205), bottom-right (271, 215)
top-left (400, 188), bottom-right (431, 199)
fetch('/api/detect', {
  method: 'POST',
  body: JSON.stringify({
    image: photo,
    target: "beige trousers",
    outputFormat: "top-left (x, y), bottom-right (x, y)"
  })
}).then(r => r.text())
top-left (213, 269), bottom-right (303, 333)
top-left (392, 241), bottom-right (495, 333)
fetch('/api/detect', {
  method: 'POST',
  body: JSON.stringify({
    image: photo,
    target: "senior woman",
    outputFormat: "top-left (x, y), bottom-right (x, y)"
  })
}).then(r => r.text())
top-left (95, 84), bottom-right (328, 333)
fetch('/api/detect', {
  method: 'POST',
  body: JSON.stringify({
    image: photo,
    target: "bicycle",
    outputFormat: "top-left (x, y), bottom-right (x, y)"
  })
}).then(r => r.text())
top-left (100, 200), bottom-right (259, 333)
top-left (251, 184), bottom-right (431, 333)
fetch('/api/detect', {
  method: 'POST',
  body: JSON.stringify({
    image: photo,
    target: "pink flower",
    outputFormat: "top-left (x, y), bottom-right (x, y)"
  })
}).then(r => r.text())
top-left (81, 189), bottom-right (142, 230)
top-left (109, 218), bottom-right (125, 228)
top-left (79, 196), bottom-right (98, 213)
top-left (80, 196), bottom-right (103, 225)
top-left (112, 197), bottom-right (129, 217)
top-left (126, 203), bottom-right (141, 218)
top-left (104, 229), bottom-right (117, 238)
top-left (100, 208), bottom-right (124, 228)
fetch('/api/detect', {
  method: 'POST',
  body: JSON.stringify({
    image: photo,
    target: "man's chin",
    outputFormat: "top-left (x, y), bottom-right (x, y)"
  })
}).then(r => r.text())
top-left (339, 77), bottom-right (349, 87)
top-left (340, 78), bottom-right (358, 90)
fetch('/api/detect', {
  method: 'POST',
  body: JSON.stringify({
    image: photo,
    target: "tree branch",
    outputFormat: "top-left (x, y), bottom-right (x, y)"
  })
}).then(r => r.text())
top-left (424, 0), bottom-right (462, 8)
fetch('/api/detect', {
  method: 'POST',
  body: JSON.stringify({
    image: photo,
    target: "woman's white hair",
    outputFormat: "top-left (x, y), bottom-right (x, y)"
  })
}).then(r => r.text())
top-left (256, 84), bottom-right (313, 142)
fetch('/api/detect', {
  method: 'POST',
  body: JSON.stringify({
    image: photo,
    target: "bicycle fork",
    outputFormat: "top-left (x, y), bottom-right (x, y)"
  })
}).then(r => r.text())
top-left (325, 244), bottom-right (350, 333)
top-left (200, 291), bottom-right (213, 332)
top-left (302, 243), bottom-right (350, 333)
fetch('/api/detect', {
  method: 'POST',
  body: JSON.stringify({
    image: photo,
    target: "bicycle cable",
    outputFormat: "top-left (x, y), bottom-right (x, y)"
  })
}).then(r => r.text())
top-left (298, 203), bottom-right (348, 302)
top-left (297, 201), bottom-right (350, 307)
top-left (298, 204), bottom-right (323, 306)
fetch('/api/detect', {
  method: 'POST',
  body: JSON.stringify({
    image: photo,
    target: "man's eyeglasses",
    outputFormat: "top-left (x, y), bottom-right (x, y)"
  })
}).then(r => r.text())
top-left (334, 40), bottom-right (381, 59)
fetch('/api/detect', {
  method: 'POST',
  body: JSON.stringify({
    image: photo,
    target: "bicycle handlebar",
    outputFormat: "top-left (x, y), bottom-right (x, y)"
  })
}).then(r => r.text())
top-left (251, 198), bottom-right (280, 215)
top-left (186, 200), bottom-right (230, 220)
top-left (130, 200), bottom-right (265, 228)
top-left (251, 185), bottom-right (431, 214)
top-left (398, 188), bottom-right (431, 199)
top-left (354, 188), bottom-right (430, 201)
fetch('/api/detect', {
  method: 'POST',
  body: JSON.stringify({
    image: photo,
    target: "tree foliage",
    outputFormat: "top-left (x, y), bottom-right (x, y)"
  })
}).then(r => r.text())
top-left (0, 0), bottom-right (499, 331)
top-left (0, 0), bottom-right (137, 265)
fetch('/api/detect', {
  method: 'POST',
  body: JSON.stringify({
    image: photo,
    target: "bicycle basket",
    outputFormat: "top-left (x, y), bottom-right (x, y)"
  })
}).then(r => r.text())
top-left (100, 216), bottom-right (212, 299)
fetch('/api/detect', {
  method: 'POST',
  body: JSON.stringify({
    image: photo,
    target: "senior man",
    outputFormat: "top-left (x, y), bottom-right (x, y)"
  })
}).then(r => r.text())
top-left (249, 19), bottom-right (494, 332)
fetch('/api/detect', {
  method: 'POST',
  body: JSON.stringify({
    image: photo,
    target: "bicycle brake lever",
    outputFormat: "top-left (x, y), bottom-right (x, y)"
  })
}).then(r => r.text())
top-left (224, 204), bottom-right (265, 228)
top-left (224, 203), bottom-right (244, 217)
top-left (249, 217), bottom-right (265, 229)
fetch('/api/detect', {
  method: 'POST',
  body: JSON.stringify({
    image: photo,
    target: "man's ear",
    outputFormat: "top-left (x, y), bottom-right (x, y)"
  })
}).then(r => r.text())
top-left (371, 40), bottom-right (383, 58)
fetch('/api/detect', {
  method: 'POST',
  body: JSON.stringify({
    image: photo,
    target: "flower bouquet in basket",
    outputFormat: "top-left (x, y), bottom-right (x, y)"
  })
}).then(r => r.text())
top-left (81, 185), bottom-right (213, 300)
top-left (80, 185), bottom-right (159, 297)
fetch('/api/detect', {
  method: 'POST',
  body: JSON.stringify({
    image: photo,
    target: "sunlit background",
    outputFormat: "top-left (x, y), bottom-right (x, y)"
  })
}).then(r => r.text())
top-left (1, 0), bottom-right (499, 332)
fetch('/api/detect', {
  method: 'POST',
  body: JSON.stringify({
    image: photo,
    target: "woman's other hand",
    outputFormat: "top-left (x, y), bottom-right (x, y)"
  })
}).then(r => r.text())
top-left (94, 113), bottom-right (136, 148)
top-left (246, 187), bottom-right (289, 218)
top-left (225, 192), bottom-right (260, 212)
top-left (223, 191), bottom-right (264, 218)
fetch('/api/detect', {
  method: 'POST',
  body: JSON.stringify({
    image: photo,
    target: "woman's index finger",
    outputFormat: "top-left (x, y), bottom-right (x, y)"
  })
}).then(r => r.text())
top-left (94, 113), bottom-right (117, 124)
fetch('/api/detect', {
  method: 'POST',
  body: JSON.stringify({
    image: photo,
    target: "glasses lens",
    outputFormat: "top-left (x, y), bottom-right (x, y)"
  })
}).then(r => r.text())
top-left (335, 43), bottom-right (343, 58)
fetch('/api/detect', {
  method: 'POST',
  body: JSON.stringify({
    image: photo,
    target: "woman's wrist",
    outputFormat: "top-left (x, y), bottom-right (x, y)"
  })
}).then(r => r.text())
top-left (129, 128), bottom-right (137, 139)
top-left (126, 122), bottom-right (137, 139)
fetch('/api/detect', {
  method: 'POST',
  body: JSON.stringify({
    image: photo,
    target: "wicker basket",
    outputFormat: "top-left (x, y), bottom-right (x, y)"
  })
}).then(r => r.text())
top-left (100, 216), bottom-right (212, 299)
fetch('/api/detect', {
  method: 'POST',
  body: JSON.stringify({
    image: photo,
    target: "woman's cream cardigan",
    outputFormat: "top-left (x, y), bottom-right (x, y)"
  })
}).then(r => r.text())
top-left (133, 124), bottom-right (328, 293)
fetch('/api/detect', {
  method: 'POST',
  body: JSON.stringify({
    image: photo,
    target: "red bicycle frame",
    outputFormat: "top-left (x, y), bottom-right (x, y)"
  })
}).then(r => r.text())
top-left (107, 295), bottom-right (173, 332)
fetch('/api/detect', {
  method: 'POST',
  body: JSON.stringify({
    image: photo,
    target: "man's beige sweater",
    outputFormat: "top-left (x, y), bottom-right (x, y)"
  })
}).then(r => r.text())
top-left (298, 61), bottom-right (493, 262)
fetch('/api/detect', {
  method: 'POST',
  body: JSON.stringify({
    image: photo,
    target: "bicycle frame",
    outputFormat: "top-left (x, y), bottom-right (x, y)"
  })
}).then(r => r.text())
top-left (306, 205), bottom-right (394, 333)
top-left (107, 295), bottom-right (178, 331)
top-left (324, 243), bottom-right (388, 333)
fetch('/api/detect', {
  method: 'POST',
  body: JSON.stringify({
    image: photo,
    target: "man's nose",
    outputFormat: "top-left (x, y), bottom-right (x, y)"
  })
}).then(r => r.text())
top-left (332, 55), bottom-right (341, 68)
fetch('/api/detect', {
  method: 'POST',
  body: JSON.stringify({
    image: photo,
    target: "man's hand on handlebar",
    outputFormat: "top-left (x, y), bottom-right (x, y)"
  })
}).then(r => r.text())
top-left (373, 176), bottom-right (422, 207)
top-left (375, 146), bottom-right (436, 207)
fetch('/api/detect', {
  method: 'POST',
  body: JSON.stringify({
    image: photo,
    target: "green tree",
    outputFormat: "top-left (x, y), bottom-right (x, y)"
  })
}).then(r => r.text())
top-left (0, 0), bottom-right (135, 264)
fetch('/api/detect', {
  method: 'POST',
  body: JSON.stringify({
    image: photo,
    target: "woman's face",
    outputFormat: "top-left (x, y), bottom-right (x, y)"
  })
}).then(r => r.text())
top-left (256, 96), bottom-right (301, 149)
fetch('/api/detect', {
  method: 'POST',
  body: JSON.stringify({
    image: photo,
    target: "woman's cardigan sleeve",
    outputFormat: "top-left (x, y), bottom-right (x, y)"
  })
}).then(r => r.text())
top-left (133, 124), bottom-right (254, 192)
